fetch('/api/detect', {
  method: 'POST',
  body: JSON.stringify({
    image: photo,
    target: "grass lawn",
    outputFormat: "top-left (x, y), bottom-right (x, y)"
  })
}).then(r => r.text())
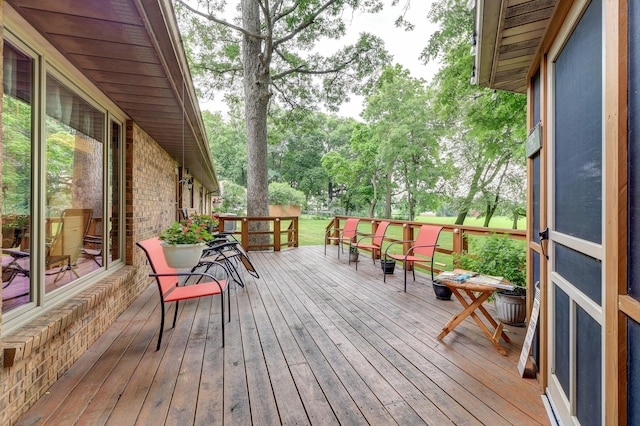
top-left (298, 215), bottom-right (524, 246)
top-left (297, 215), bottom-right (525, 271)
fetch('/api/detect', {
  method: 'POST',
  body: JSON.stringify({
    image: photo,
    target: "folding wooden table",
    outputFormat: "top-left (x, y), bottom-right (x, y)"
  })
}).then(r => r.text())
top-left (436, 278), bottom-right (511, 355)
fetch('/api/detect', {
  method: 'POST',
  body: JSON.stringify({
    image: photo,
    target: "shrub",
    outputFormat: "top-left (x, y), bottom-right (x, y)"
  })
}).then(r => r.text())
top-left (455, 234), bottom-right (526, 288)
top-left (219, 180), bottom-right (246, 215)
top-left (268, 182), bottom-right (305, 206)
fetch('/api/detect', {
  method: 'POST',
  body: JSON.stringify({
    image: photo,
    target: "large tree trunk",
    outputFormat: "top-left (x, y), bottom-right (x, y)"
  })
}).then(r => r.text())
top-left (483, 190), bottom-right (500, 227)
top-left (242, 0), bottom-right (270, 247)
top-left (454, 166), bottom-right (483, 225)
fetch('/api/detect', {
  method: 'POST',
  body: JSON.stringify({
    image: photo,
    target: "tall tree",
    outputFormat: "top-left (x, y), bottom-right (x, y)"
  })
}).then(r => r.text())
top-left (362, 64), bottom-right (440, 221)
top-left (423, 0), bottom-right (526, 225)
top-left (176, 0), bottom-right (389, 241)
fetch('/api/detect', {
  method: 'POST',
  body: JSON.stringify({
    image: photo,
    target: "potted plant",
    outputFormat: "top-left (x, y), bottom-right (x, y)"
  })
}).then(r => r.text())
top-left (432, 281), bottom-right (453, 300)
top-left (454, 234), bottom-right (527, 326)
top-left (380, 258), bottom-right (396, 274)
top-left (349, 245), bottom-right (359, 262)
top-left (158, 219), bottom-right (215, 268)
top-left (190, 213), bottom-right (219, 233)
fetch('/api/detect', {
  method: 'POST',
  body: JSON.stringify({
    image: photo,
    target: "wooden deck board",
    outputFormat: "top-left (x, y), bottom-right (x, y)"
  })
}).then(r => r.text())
top-left (16, 246), bottom-right (549, 425)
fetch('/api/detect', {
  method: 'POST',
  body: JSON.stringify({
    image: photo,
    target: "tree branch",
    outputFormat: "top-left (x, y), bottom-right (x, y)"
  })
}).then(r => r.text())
top-left (192, 65), bottom-right (244, 75)
top-left (272, 2), bottom-right (299, 25)
top-left (272, 0), bottom-right (339, 49)
top-left (271, 47), bottom-right (366, 80)
top-left (176, 0), bottom-right (265, 40)
top-left (270, 80), bottom-right (302, 110)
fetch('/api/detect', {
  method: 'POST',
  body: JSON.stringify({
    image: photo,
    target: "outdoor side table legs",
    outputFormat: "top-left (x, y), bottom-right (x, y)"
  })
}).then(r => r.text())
top-left (436, 281), bottom-right (511, 356)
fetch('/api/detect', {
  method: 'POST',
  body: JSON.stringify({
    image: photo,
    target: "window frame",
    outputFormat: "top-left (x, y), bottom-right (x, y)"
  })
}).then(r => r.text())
top-left (2, 19), bottom-right (127, 333)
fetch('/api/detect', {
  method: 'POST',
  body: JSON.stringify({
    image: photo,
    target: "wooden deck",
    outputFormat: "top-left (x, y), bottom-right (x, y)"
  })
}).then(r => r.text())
top-left (16, 246), bottom-right (549, 425)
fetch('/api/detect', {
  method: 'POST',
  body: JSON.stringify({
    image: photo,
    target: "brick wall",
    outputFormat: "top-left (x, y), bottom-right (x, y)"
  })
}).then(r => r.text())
top-left (0, 121), bottom-right (180, 424)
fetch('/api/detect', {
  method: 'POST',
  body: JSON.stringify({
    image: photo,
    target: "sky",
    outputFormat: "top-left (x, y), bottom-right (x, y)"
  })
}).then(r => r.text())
top-left (198, 1), bottom-right (441, 120)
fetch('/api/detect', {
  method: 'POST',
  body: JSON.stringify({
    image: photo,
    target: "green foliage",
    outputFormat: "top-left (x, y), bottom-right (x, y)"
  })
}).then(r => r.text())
top-left (175, 0), bottom-right (391, 218)
top-left (219, 180), bottom-right (246, 214)
top-left (2, 95), bottom-right (32, 214)
top-left (422, 0), bottom-right (527, 226)
top-left (202, 111), bottom-right (247, 186)
top-left (159, 220), bottom-right (214, 245)
top-left (190, 214), bottom-right (219, 230)
top-left (362, 64), bottom-right (441, 220)
top-left (268, 182), bottom-right (305, 206)
top-left (454, 234), bottom-right (526, 288)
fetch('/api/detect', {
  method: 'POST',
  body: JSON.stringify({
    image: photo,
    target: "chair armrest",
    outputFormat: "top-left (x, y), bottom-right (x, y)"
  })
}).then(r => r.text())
top-left (405, 243), bottom-right (439, 255)
top-left (355, 233), bottom-right (375, 242)
top-left (150, 265), bottom-right (228, 292)
top-left (325, 227), bottom-right (345, 236)
top-left (2, 248), bottom-right (30, 258)
top-left (383, 240), bottom-right (415, 259)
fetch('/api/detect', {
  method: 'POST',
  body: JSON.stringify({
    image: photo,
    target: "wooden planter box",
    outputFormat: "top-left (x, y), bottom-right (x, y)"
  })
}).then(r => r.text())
top-left (268, 205), bottom-right (301, 217)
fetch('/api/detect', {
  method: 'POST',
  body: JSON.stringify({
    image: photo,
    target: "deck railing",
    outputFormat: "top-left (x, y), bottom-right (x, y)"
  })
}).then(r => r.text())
top-left (326, 215), bottom-right (526, 275)
top-left (217, 215), bottom-right (299, 251)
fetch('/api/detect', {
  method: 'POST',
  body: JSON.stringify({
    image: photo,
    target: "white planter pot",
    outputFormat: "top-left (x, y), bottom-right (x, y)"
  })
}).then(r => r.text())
top-left (161, 243), bottom-right (205, 268)
top-left (494, 291), bottom-right (527, 327)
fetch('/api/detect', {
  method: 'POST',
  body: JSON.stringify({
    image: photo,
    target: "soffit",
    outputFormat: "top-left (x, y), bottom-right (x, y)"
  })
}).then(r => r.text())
top-left (476, 0), bottom-right (558, 93)
top-left (6, 0), bottom-right (218, 191)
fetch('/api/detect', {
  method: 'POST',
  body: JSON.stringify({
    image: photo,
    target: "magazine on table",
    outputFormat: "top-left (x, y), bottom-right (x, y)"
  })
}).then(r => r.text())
top-left (435, 271), bottom-right (514, 291)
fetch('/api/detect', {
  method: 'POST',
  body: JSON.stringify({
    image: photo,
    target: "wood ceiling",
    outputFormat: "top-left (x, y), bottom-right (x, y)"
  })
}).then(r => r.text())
top-left (476, 0), bottom-right (558, 93)
top-left (7, 0), bottom-right (218, 191)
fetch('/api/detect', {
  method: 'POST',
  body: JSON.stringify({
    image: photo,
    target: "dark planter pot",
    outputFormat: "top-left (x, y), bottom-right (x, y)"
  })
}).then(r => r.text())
top-left (349, 252), bottom-right (359, 262)
top-left (380, 259), bottom-right (396, 274)
top-left (432, 282), bottom-right (452, 300)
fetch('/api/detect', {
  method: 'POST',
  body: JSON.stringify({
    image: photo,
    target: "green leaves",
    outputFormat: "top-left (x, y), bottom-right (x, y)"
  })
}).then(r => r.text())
top-left (455, 234), bottom-right (526, 287)
top-left (268, 182), bottom-right (305, 205)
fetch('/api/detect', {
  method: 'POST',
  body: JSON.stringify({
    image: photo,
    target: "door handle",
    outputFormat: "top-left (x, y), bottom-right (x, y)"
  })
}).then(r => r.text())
top-left (538, 227), bottom-right (549, 259)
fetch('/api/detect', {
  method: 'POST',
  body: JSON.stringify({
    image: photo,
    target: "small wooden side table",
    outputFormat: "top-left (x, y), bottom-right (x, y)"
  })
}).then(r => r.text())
top-left (436, 278), bottom-right (511, 356)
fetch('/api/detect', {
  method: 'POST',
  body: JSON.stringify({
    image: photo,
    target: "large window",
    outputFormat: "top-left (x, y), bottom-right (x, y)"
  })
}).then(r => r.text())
top-left (44, 74), bottom-right (105, 294)
top-left (2, 41), bottom-right (33, 310)
top-left (1, 37), bottom-right (124, 318)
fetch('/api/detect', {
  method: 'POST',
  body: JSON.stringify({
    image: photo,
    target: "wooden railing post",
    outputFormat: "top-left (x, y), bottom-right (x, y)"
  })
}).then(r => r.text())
top-left (291, 217), bottom-right (299, 247)
top-left (241, 218), bottom-right (249, 250)
top-left (332, 217), bottom-right (340, 245)
top-left (452, 228), bottom-right (467, 256)
top-left (370, 220), bottom-right (381, 259)
top-left (403, 224), bottom-right (413, 270)
top-left (274, 218), bottom-right (281, 251)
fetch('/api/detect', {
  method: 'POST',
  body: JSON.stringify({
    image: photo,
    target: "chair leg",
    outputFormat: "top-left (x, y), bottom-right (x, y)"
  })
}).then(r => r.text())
top-left (221, 292), bottom-right (225, 347)
top-left (404, 262), bottom-right (408, 292)
top-left (173, 300), bottom-right (179, 328)
top-left (157, 301), bottom-right (166, 351)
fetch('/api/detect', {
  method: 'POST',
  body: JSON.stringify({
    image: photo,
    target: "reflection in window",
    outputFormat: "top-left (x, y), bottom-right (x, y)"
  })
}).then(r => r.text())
top-left (109, 121), bottom-right (121, 264)
top-left (44, 74), bottom-right (104, 293)
top-left (2, 42), bottom-right (33, 312)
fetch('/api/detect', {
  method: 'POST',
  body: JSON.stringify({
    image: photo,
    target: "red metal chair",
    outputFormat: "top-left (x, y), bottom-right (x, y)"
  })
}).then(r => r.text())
top-left (349, 220), bottom-right (390, 270)
top-left (324, 218), bottom-right (360, 259)
top-left (136, 237), bottom-right (230, 350)
top-left (383, 225), bottom-right (443, 292)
